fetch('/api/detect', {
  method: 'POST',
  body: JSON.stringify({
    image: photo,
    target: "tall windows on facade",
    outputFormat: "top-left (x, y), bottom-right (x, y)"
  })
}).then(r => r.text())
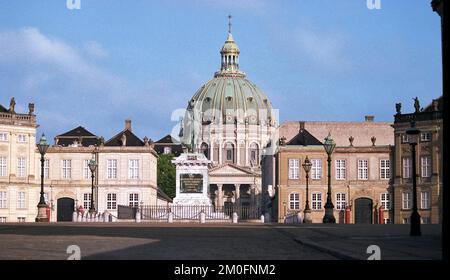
top-left (289, 193), bottom-right (300, 210)
top-left (311, 159), bottom-right (322, 180)
top-left (335, 193), bottom-right (346, 210)
top-left (83, 160), bottom-right (91, 179)
top-left (401, 134), bottom-right (410, 143)
top-left (357, 159), bottom-right (368, 180)
top-left (249, 143), bottom-right (259, 166)
top-left (17, 134), bottom-right (27, 143)
top-left (312, 192), bottom-right (322, 210)
top-left (402, 192), bottom-right (411, 210)
top-left (129, 193), bottom-right (139, 207)
top-left (224, 142), bottom-right (234, 163)
top-left (129, 160), bottom-right (139, 179)
top-left (0, 132), bottom-right (8, 141)
top-left (62, 160), bottom-right (72, 179)
top-left (421, 191), bottom-right (430, 210)
top-left (380, 193), bottom-right (390, 210)
top-left (107, 159), bottom-right (118, 179)
top-left (288, 159), bottom-right (299, 180)
top-left (380, 159), bottom-right (390, 180)
top-left (0, 157), bottom-right (6, 177)
top-left (200, 143), bottom-right (209, 159)
top-left (420, 132), bottom-right (432, 142)
top-left (17, 191), bottom-right (26, 209)
top-left (421, 156), bottom-right (431, 178)
top-left (17, 157), bottom-right (26, 177)
top-left (43, 159), bottom-right (50, 179)
top-left (0, 191), bottom-right (7, 208)
top-left (402, 158), bottom-right (411, 179)
top-left (107, 193), bottom-right (117, 210)
top-left (83, 193), bottom-right (91, 210)
top-left (335, 159), bottom-right (346, 180)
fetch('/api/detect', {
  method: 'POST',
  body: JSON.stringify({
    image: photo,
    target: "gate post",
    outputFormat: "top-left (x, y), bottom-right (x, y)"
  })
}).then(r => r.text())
top-left (232, 212), bottom-right (238, 223)
top-left (168, 212), bottom-right (173, 223)
top-left (135, 208), bottom-right (141, 223)
top-left (199, 210), bottom-right (206, 224)
top-left (260, 214), bottom-right (265, 223)
top-left (72, 211), bottom-right (78, 222)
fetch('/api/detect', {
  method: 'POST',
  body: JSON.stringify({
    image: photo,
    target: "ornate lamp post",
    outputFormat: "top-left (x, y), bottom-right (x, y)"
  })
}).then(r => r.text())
top-left (88, 159), bottom-right (97, 214)
top-left (323, 133), bottom-right (336, 223)
top-left (36, 133), bottom-right (49, 222)
top-left (302, 156), bottom-right (312, 223)
top-left (406, 121), bottom-right (421, 236)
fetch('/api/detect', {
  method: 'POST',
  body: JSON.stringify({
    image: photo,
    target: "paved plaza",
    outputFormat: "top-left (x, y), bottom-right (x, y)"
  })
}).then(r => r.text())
top-left (0, 223), bottom-right (441, 260)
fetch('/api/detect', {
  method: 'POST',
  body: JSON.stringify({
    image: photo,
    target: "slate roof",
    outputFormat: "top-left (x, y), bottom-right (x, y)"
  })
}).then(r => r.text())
top-left (155, 134), bottom-right (180, 144)
top-left (153, 134), bottom-right (184, 156)
top-left (55, 126), bottom-right (100, 147)
top-left (287, 128), bottom-right (323, 146)
top-left (157, 188), bottom-right (173, 203)
top-left (0, 105), bottom-right (8, 113)
top-left (105, 129), bottom-right (144, 147)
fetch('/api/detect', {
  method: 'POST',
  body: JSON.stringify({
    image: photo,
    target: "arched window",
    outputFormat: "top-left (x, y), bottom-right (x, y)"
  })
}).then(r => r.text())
top-left (289, 192), bottom-right (300, 210)
top-left (201, 142), bottom-right (209, 159)
top-left (224, 142), bottom-right (235, 163)
top-left (250, 142), bottom-right (259, 166)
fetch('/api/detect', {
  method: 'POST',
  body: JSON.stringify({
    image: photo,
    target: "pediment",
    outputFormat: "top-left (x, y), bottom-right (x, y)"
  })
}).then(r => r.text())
top-left (209, 164), bottom-right (257, 177)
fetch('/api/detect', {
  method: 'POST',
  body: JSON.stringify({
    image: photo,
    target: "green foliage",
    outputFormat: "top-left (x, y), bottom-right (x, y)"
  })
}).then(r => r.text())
top-left (157, 153), bottom-right (176, 199)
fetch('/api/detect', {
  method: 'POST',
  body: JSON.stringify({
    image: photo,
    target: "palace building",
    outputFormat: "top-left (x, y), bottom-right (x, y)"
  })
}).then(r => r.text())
top-left (178, 22), bottom-right (277, 210)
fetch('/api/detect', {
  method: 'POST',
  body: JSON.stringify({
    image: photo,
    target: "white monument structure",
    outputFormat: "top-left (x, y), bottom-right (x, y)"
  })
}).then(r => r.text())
top-left (172, 153), bottom-right (212, 206)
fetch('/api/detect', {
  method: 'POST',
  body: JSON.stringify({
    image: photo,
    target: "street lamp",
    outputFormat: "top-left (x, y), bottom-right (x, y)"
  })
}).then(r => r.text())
top-left (88, 159), bottom-right (97, 214)
top-left (323, 133), bottom-right (336, 223)
top-left (406, 121), bottom-right (421, 236)
top-left (36, 133), bottom-right (49, 222)
top-left (302, 156), bottom-right (312, 223)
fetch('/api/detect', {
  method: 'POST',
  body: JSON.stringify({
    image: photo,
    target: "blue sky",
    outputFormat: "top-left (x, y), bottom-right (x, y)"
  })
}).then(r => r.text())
top-left (0, 0), bottom-right (442, 142)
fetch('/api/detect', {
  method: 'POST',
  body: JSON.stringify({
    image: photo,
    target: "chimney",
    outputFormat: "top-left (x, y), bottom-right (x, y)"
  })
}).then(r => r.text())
top-left (299, 121), bottom-right (305, 132)
top-left (365, 115), bottom-right (374, 122)
top-left (125, 119), bottom-right (132, 131)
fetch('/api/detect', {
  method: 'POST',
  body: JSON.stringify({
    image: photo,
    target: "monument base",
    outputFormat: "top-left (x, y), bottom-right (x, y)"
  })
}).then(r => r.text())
top-left (173, 196), bottom-right (212, 206)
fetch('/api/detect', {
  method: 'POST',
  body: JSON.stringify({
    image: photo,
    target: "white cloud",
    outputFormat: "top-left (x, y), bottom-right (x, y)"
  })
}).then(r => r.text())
top-left (83, 40), bottom-right (108, 59)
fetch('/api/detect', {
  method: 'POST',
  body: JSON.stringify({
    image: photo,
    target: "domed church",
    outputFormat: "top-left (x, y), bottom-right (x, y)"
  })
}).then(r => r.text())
top-left (179, 18), bottom-right (277, 211)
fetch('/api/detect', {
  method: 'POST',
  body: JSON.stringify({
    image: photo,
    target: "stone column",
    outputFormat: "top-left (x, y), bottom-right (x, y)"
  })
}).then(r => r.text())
top-left (219, 141), bottom-right (223, 164)
top-left (250, 185), bottom-right (256, 207)
top-left (235, 184), bottom-right (241, 207)
top-left (210, 141), bottom-right (214, 162)
top-left (217, 184), bottom-right (223, 209)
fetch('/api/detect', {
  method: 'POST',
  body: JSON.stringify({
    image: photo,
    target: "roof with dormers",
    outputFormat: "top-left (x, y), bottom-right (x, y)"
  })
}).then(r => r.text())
top-left (105, 129), bottom-right (144, 147)
top-left (54, 126), bottom-right (100, 147)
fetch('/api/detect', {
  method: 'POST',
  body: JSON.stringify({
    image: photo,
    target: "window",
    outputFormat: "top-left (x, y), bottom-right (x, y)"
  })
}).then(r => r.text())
top-left (0, 217), bottom-right (6, 223)
top-left (83, 193), bottom-right (91, 210)
top-left (0, 132), bottom-right (8, 141)
top-left (251, 150), bottom-right (257, 162)
top-left (0, 157), bottom-right (7, 177)
top-left (335, 159), bottom-right (346, 180)
top-left (0, 191), bottom-right (7, 208)
top-left (164, 147), bottom-right (172, 154)
top-left (107, 159), bottom-right (117, 179)
top-left (403, 218), bottom-right (410, 224)
top-left (62, 160), bottom-right (72, 179)
top-left (17, 134), bottom-right (27, 143)
top-left (380, 193), bottom-right (390, 210)
top-left (402, 158), bottom-right (411, 179)
top-left (17, 191), bottom-right (26, 209)
top-left (401, 134), bottom-right (410, 143)
top-left (420, 132), bottom-right (432, 142)
top-left (311, 159), bottom-right (322, 180)
top-left (17, 217), bottom-right (26, 223)
top-left (249, 143), bottom-right (259, 165)
top-left (83, 160), bottom-right (91, 179)
top-left (17, 157), bottom-right (26, 177)
top-left (336, 193), bottom-right (346, 210)
top-left (224, 142), bottom-right (234, 163)
top-left (421, 217), bottom-right (431, 224)
top-left (384, 218), bottom-right (391, 224)
top-left (43, 159), bottom-right (50, 179)
top-left (129, 160), bottom-right (139, 179)
top-left (288, 159), bottom-right (299, 180)
top-left (312, 192), bottom-right (322, 210)
top-left (421, 191), bottom-right (430, 210)
top-left (289, 193), bottom-right (300, 210)
top-left (129, 193), bottom-right (139, 207)
top-left (402, 192), bottom-right (411, 210)
top-left (201, 143), bottom-right (209, 159)
top-left (107, 193), bottom-right (117, 210)
top-left (380, 159), bottom-right (390, 179)
top-left (358, 160), bottom-right (368, 180)
top-left (421, 156), bottom-right (431, 178)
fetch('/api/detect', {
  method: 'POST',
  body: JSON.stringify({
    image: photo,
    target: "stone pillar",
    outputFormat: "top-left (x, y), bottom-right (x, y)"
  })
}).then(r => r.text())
top-left (219, 141), bottom-right (223, 164)
top-left (217, 184), bottom-right (223, 209)
top-left (250, 185), bottom-right (256, 207)
top-left (235, 184), bottom-right (240, 207)
top-left (210, 142), bottom-right (214, 162)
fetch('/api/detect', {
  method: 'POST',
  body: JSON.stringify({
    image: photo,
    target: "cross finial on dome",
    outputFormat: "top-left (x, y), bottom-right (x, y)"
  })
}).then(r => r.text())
top-left (228, 14), bottom-right (232, 33)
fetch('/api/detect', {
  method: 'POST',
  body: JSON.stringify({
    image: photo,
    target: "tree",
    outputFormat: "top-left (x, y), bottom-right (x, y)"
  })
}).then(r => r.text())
top-left (157, 153), bottom-right (176, 199)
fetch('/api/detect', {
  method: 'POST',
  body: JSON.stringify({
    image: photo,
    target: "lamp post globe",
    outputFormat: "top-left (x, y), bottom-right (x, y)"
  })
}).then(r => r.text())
top-left (88, 159), bottom-right (97, 214)
top-left (406, 121), bottom-right (421, 236)
top-left (302, 156), bottom-right (313, 223)
top-left (323, 133), bottom-right (336, 223)
top-left (36, 133), bottom-right (49, 222)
